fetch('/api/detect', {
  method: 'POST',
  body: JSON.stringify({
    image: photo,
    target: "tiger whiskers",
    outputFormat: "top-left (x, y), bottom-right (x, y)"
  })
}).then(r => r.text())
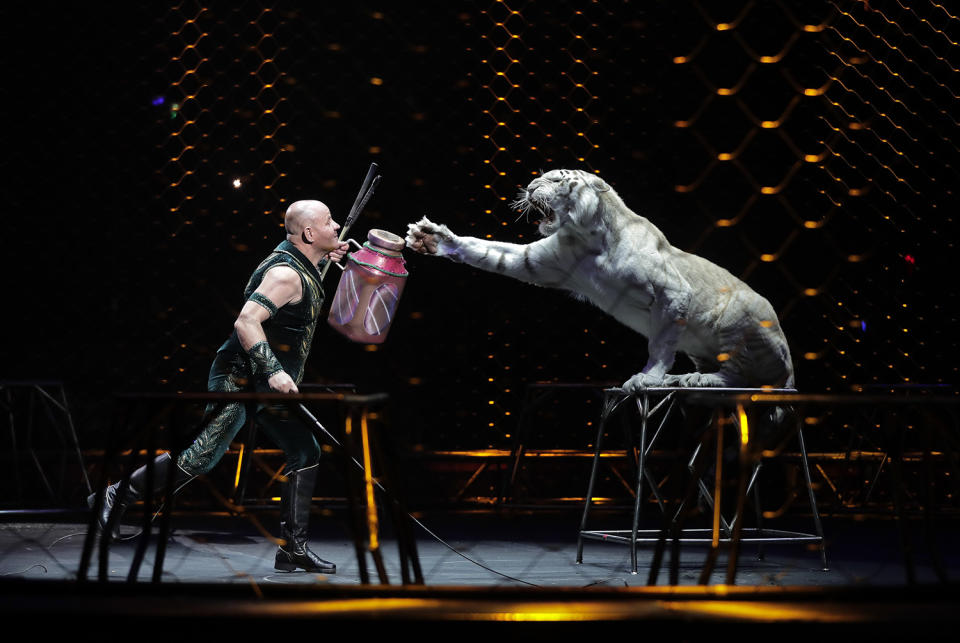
top-left (512, 191), bottom-right (533, 222)
top-left (512, 191), bottom-right (552, 224)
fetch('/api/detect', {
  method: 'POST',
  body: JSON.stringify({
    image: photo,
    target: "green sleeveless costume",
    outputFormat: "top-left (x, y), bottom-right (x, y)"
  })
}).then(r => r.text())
top-left (177, 240), bottom-right (326, 476)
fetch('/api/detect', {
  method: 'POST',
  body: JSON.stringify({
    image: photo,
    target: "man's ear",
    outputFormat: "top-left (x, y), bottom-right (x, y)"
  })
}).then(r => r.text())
top-left (301, 227), bottom-right (314, 244)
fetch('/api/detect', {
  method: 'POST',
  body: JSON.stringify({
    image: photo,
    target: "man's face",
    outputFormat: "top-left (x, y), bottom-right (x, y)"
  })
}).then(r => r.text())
top-left (311, 209), bottom-right (341, 251)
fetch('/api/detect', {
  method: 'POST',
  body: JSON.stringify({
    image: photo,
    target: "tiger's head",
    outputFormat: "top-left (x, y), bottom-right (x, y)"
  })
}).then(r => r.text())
top-left (512, 169), bottom-right (612, 237)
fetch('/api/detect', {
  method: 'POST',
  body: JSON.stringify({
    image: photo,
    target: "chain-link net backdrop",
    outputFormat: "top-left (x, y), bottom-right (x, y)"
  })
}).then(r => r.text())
top-left (3, 1), bottom-right (956, 504)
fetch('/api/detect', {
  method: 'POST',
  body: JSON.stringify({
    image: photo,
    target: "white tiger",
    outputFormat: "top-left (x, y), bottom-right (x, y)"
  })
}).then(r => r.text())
top-left (405, 169), bottom-right (794, 392)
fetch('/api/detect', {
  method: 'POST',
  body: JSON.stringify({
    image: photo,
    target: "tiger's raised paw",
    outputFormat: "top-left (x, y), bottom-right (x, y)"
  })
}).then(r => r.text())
top-left (406, 217), bottom-right (457, 256)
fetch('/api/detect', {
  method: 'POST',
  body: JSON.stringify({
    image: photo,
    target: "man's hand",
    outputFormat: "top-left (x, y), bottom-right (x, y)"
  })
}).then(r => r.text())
top-left (325, 242), bottom-right (349, 264)
top-left (267, 370), bottom-right (299, 393)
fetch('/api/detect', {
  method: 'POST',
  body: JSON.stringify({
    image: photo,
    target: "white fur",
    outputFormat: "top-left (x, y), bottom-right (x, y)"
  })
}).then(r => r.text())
top-left (406, 169), bottom-right (794, 392)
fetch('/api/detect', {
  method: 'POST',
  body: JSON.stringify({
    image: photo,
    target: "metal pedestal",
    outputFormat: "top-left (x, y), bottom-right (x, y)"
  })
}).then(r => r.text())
top-left (576, 387), bottom-right (827, 582)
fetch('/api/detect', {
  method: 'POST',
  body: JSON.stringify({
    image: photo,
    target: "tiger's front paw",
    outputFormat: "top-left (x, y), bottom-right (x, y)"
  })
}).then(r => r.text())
top-left (623, 372), bottom-right (666, 394)
top-left (406, 217), bottom-right (457, 256)
top-left (673, 372), bottom-right (728, 387)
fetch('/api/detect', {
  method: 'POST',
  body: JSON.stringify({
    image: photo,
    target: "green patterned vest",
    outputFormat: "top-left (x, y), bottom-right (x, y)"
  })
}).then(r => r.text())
top-left (219, 240), bottom-right (325, 386)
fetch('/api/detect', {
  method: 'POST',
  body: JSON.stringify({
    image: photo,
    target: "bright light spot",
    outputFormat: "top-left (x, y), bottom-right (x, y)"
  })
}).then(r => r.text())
top-left (232, 178), bottom-right (242, 188)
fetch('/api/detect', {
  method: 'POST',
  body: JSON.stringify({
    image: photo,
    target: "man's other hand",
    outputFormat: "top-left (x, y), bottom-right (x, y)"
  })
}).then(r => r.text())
top-left (267, 370), bottom-right (299, 393)
top-left (325, 242), bottom-right (349, 264)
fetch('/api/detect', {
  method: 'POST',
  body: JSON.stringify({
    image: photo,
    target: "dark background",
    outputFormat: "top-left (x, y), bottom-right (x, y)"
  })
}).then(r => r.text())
top-left (3, 1), bottom-right (956, 459)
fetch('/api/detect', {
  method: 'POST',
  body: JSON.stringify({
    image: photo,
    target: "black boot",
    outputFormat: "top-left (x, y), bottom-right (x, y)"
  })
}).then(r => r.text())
top-left (87, 453), bottom-right (193, 540)
top-left (274, 464), bottom-right (336, 573)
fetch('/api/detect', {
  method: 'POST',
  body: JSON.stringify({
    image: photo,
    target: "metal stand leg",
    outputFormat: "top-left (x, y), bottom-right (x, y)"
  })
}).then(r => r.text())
top-left (629, 392), bottom-right (650, 574)
top-left (499, 387), bottom-right (540, 503)
top-left (576, 391), bottom-right (622, 564)
top-left (753, 462), bottom-right (765, 561)
top-left (340, 409), bottom-right (370, 585)
top-left (232, 418), bottom-right (258, 505)
top-left (4, 388), bottom-right (23, 505)
top-left (356, 408), bottom-right (388, 584)
top-left (725, 404), bottom-right (753, 585)
top-left (698, 410), bottom-right (726, 585)
top-left (798, 424), bottom-right (829, 571)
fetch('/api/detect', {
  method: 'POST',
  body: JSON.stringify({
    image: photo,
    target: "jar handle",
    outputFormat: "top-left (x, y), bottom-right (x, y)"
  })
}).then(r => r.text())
top-left (331, 238), bottom-right (364, 272)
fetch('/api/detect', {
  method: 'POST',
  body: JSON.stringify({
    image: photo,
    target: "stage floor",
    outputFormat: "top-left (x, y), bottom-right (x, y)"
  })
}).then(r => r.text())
top-left (1, 509), bottom-right (956, 587)
top-left (3, 510), bottom-right (960, 637)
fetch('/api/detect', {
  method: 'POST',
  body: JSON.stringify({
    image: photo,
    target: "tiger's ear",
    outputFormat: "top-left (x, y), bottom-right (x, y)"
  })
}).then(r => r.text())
top-left (569, 173), bottom-right (606, 227)
top-left (586, 173), bottom-right (611, 193)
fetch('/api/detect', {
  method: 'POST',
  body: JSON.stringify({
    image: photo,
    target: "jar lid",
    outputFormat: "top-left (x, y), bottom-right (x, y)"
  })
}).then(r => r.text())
top-left (367, 228), bottom-right (406, 251)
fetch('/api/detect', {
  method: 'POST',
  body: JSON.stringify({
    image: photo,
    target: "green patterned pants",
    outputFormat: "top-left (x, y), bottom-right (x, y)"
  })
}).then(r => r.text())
top-left (176, 351), bottom-right (322, 476)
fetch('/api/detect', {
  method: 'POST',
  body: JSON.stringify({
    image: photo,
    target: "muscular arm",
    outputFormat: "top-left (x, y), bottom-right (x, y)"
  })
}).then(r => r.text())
top-left (234, 265), bottom-right (302, 393)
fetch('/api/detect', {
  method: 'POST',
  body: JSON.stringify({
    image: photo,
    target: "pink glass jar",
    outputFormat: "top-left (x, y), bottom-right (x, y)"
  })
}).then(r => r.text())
top-left (328, 229), bottom-right (408, 344)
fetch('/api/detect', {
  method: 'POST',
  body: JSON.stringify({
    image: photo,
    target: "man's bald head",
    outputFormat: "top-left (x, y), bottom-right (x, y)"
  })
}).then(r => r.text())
top-left (285, 200), bottom-right (331, 236)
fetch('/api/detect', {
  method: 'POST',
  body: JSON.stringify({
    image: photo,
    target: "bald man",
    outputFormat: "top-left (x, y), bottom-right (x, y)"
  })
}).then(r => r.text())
top-left (90, 200), bottom-right (348, 574)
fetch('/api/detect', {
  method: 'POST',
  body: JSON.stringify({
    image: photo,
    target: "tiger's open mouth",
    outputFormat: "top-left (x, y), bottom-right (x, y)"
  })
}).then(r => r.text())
top-left (512, 191), bottom-right (555, 226)
top-left (533, 203), bottom-right (555, 225)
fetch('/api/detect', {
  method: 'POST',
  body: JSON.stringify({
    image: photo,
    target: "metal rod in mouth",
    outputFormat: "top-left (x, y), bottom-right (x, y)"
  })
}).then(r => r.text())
top-left (344, 174), bottom-right (381, 237)
top-left (347, 162), bottom-right (379, 226)
top-left (321, 164), bottom-right (382, 279)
